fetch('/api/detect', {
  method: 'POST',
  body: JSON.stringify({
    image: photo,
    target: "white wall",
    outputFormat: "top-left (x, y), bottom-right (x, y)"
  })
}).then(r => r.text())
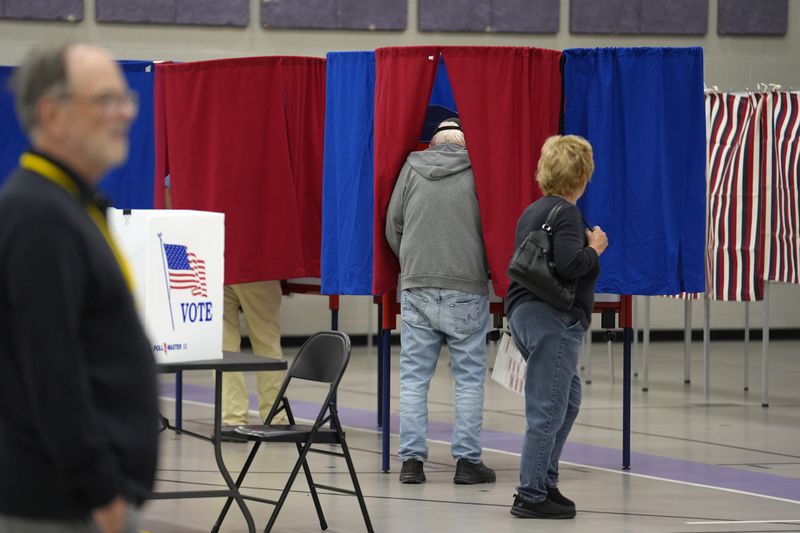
top-left (2, 0), bottom-right (799, 334)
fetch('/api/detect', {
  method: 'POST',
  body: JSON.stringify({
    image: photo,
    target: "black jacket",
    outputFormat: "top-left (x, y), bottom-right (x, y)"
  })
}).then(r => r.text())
top-left (0, 154), bottom-right (158, 519)
top-left (505, 195), bottom-right (600, 329)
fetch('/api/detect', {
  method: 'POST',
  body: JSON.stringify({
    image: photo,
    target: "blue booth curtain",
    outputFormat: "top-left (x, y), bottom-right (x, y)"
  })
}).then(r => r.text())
top-left (0, 61), bottom-right (155, 209)
top-left (0, 66), bottom-right (27, 189)
top-left (321, 51), bottom-right (376, 295)
top-left (98, 60), bottom-right (155, 209)
top-left (419, 56), bottom-right (458, 143)
top-left (562, 47), bottom-right (707, 295)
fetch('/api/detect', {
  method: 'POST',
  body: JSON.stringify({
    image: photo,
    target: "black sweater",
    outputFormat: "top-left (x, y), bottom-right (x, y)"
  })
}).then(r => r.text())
top-left (0, 156), bottom-right (158, 519)
top-left (505, 195), bottom-right (600, 329)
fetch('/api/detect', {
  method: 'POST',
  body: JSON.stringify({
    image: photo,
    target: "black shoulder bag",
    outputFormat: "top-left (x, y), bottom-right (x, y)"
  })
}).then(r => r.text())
top-left (507, 202), bottom-right (577, 311)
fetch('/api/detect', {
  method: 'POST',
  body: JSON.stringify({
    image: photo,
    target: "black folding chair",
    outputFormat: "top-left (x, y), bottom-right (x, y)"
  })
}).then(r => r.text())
top-left (212, 331), bottom-right (374, 533)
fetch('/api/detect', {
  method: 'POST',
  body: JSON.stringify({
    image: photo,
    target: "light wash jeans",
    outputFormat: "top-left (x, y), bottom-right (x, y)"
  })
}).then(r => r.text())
top-left (398, 287), bottom-right (489, 463)
top-left (509, 300), bottom-right (585, 503)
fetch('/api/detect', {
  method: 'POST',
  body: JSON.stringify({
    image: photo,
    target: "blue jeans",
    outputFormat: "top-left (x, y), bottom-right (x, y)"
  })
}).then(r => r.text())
top-left (509, 300), bottom-right (585, 502)
top-left (398, 287), bottom-right (489, 463)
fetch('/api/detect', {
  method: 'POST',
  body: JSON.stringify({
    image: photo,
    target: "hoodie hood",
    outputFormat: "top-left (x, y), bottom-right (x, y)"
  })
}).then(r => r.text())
top-left (406, 143), bottom-right (471, 181)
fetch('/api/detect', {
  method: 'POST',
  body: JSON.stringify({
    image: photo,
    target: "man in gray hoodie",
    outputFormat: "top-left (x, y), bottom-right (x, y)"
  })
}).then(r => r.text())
top-left (385, 118), bottom-right (495, 485)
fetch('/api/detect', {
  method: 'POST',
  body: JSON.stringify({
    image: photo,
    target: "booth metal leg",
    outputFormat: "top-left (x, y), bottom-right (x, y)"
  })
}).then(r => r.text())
top-left (377, 303), bottom-right (383, 427)
top-left (331, 307), bottom-right (339, 430)
top-left (744, 302), bottom-right (750, 391)
top-left (642, 297), bottom-right (650, 392)
top-left (623, 327), bottom-right (632, 470)
top-left (762, 283), bottom-right (770, 408)
top-left (632, 296), bottom-right (639, 378)
top-left (684, 299), bottom-right (692, 384)
top-left (703, 296), bottom-right (711, 402)
top-left (381, 329), bottom-right (392, 472)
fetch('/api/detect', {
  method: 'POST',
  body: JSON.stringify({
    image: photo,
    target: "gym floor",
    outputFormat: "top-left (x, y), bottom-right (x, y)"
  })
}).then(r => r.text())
top-left (144, 337), bottom-right (800, 532)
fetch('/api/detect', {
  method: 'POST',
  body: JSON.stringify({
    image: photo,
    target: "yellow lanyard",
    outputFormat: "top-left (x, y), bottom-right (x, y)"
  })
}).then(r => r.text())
top-left (19, 152), bottom-right (135, 293)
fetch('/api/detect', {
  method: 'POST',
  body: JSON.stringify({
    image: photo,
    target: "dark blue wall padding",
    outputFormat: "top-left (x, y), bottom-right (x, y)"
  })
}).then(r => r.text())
top-left (718, 0), bottom-right (788, 35)
top-left (563, 48), bottom-right (706, 295)
top-left (419, 0), bottom-right (558, 33)
top-left (98, 61), bottom-right (155, 209)
top-left (491, 0), bottom-right (559, 33)
top-left (0, 67), bottom-right (27, 189)
top-left (641, 0), bottom-right (707, 35)
top-left (96, 0), bottom-right (175, 24)
top-left (419, 0), bottom-right (491, 32)
top-left (321, 52), bottom-right (376, 295)
top-left (2, 0), bottom-right (83, 21)
top-left (263, 0), bottom-right (405, 30)
top-left (570, 0), bottom-right (639, 34)
top-left (571, 0), bottom-right (707, 35)
top-left (337, 0), bottom-right (407, 30)
top-left (96, 0), bottom-right (248, 26)
top-left (262, 0), bottom-right (336, 29)
top-left (175, 0), bottom-right (248, 27)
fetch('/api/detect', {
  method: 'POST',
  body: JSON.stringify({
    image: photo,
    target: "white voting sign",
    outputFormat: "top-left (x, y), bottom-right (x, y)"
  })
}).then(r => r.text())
top-left (108, 208), bottom-right (224, 363)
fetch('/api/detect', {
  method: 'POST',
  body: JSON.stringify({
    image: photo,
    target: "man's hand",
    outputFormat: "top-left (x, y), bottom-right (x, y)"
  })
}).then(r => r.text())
top-left (586, 226), bottom-right (608, 255)
top-left (91, 495), bottom-right (127, 533)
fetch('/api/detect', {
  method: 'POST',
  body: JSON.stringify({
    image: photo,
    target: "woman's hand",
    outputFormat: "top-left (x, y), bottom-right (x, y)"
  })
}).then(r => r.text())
top-left (586, 226), bottom-right (608, 256)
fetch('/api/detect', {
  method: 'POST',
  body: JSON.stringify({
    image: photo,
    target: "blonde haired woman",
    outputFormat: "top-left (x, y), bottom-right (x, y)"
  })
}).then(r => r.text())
top-left (505, 135), bottom-right (608, 519)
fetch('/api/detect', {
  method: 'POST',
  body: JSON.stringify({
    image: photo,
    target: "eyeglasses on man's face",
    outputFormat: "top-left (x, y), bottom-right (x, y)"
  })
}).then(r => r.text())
top-left (60, 89), bottom-right (139, 116)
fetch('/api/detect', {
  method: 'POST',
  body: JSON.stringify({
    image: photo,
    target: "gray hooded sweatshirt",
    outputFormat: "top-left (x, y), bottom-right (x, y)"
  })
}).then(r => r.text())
top-left (385, 143), bottom-right (489, 295)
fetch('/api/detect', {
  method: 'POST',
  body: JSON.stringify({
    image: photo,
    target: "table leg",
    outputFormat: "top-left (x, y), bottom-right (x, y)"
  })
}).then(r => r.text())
top-left (213, 370), bottom-right (256, 533)
top-left (175, 371), bottom-right (183, 432)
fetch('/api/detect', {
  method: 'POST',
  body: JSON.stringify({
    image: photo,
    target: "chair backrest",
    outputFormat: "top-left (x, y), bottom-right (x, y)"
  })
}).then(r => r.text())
top-left (264, 330), bottom-right (351, 425)
top-left (287, 330), bottom-right (351, 385)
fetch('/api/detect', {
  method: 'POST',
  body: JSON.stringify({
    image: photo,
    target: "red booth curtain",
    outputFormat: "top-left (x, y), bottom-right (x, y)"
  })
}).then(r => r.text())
top-left (373, 46), bottom-right (562, 297)
top-left (154, 57), bottom-right (326, 284)
top-left (373, 46), bottom-right (441, 295)
top-left (444, 46), bottom-right (562, 297)
top-left (153, 62), bottom-right (170, 211)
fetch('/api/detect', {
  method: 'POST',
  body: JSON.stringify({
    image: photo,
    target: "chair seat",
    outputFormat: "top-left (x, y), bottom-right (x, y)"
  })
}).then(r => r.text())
top-left (234, 424), bottom-right (343, 444)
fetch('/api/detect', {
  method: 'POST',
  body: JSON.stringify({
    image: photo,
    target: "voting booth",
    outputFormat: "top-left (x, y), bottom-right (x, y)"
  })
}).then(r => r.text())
top-left (108, 208), bottom-right (225, 363)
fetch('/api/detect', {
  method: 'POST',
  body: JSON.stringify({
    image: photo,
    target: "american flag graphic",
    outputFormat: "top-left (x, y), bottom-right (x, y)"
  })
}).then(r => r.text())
top-left (163, 243), bottom-right (208, 297)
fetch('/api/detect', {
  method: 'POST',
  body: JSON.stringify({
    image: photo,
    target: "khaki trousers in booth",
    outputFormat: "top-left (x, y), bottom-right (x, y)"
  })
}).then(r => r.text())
top-left (221, 281), bottom-right (286, 425)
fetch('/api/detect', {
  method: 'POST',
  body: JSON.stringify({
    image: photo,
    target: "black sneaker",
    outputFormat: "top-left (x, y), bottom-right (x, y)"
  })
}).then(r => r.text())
top-left (453, 459), bottom-right (496, 484)
top-left (399, 459), bottom-right (426, 484)
top-left (510, 494), bottom-right (576, 519)
top-left (547, 486), bottom-right (575, 509)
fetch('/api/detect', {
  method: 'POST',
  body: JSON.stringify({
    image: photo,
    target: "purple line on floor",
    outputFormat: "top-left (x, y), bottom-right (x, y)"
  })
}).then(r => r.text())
top-left (160, 381), bottom-right (800, 502)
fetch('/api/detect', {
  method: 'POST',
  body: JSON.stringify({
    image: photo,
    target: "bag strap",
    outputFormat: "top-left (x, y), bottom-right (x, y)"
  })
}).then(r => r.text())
top-left (542, 201), bottom-right (568, 235)
top-left (542, 199), bottom-right (593, 234)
